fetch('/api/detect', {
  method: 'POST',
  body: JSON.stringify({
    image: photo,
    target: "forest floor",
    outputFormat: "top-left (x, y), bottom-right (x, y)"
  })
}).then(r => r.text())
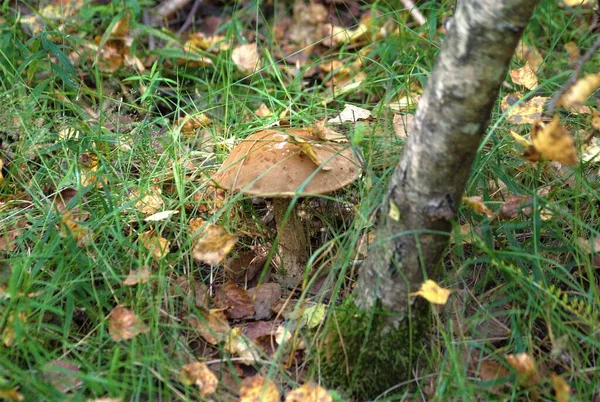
top-left (1, 0), bottom-right (600, 400)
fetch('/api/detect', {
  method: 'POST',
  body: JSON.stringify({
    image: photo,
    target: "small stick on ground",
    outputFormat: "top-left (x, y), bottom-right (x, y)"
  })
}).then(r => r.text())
top-left (400, 0), bottom-right (427, 26)
top-left (177, 0), bottom-right (204, 35)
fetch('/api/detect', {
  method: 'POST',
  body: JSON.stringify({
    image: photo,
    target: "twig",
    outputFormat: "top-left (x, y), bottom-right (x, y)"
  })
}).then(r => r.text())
top-left (177, 0), bottom-right (203, 35)
top-left (545, 34), bottom-right (600, 116)
top-left (152, 0), bottom-right (193, 26)
top-left (400, 0), bottom-right (427, 26)
top-left (143, 12), bottom-right (156, 50)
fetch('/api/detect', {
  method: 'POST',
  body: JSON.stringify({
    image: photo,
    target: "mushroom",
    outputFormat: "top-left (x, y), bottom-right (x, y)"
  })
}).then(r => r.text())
top-left (213, 128), bottom-right (360, 281)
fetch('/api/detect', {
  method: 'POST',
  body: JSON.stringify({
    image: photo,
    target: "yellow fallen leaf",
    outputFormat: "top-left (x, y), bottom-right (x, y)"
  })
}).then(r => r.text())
top-left (551, 373), bottom-right (571, 402)
top-left (232, 43), bottom-right (261, 75)
top-left (591, 110), bottom-right (600, 131)
top-left (240, 375), bottom-right (280, 402)
top-left (564, 41), bottom-right (579, 64)
top-left (139, 230), bottom-right (170, 259)
top-left (108, 306), bottom-right (148, 341)
top-left (514, 41), bottom-right (543, 71)
top-left (410, 279), bottom-right (451, 305)
top-left (561, 0), bottom-right (594, 7)
top-left (180, 362), bottom-right (218, 396)
top-left (510, 63), bottom-right (538, 90)
top-left (510, 130), bottom-right (532, 147)
top-left (559, 73), bottom-right (600, 109)
top-left (191, 224), bottom-right (237, 266)
top-left (529, 116), bottom-right (578, 165)
top-left (505, 353), bottom-right (539, 388)
top-left (501, 94), bottom-right (547, 125)
top-left (463, 196), bottom-right (494, 218)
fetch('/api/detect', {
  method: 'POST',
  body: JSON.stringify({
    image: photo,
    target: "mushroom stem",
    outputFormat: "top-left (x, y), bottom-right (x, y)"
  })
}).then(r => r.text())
top-left (272, 198), bottom-right (309, 281)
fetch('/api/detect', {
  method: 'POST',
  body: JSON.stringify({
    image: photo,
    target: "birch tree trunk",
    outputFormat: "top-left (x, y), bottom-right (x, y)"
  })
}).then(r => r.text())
top-left (317, 0), bottom-right (540, 398)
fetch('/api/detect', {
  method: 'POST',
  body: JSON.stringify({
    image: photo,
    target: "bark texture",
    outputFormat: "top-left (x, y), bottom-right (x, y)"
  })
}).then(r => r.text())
top-left (355, 0), bottom-right (540, 321)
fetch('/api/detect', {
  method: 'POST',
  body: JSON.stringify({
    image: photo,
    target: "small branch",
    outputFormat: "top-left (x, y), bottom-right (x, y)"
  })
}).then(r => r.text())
top-left (545, 34), bottom-right (600, 116)
top-left (400, 0), bottom-right (427, 26)
top-left (177, 0), bottom-right (203, 35)
top-left (151, 0), bottom-right (193, 26)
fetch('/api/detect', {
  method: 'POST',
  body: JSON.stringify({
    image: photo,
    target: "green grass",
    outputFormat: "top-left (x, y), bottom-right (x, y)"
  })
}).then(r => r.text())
top-left (1, 0), bottom-right (600, 400)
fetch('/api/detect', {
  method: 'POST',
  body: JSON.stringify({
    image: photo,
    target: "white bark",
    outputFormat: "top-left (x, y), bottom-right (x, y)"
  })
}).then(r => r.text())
top-left (355, 0), bottom-right (540, 322)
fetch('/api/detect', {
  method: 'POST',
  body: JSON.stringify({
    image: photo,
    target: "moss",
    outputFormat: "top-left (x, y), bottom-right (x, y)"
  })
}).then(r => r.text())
top-left (312, 297), bottom-right (430, 399)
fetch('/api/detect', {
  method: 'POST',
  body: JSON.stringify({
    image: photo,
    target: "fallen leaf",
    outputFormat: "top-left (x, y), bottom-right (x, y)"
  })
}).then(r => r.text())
top-left (575, 237), bottom-right (600, 254)
top-left (248, 283), bottom-right (282, 320)
top-left (122, 267), bottom-right (151, 286)
top-left (144, 210), bottom-right (179, 222)
top-left (551, 373), bottom-right (570, 402)
top-left (591, 110), bottom-right (600, 131)
top-left (498, 195), bottom-right (532, 219)
top-left (582, 137), bottom-right (600, 163)
top-left (510, 130), bottom-right (532, 147)
top-left (463, 196), bottom-right (494, 218)
top-left (188, 309), bottom-right (231, 345)
top-left (510, 63), bottom-right (538, 90)
top-left (132, 187), bottom-right (164, 216)
top-left (42, 360), bottom-right (82, 393)
top-left (505, 353), bottom-right (539, 388)
top-left (240, 375), bottom-right (280, 402)
top-left (224, 327), bottom-right (261, 361)
top-left (310, 120), bottom-right (348, 142)
top-left (477, 359), bottom-right (510, 382)
top-left (410, 280), bottom-right (451, 305)
top-left (232, 43), bottom-right (261, 75)
top-left (393, 114), bottom-right (414, 139)
top-left (288, 135), bottom-right (330, 169)
top-left (327, 104), bottom-right (372, 124)
top-left (216, 282), bottom-right (255, 320)
top-left (192, 224), bottom-right (237, 266)
top-left (561, 0), bottom-right (594, 7)
top-left (301, 303), bottom-right (326, 329)
top-left (0, 388), bottom-right (24, 401)
top-left (255, 103), bottom-right (273, 117)
top-left (108, 306), bottom-right (148, 341)
top-left (559, 73), bottom-right (600, 109)
top-left (564, 41), bottom-right (579, 64)
top-left (139, 230), bottom-right (170, 259)
top-left (285, 383), bottom-right (332, 402)
top-left (1, 311), bottom-right (27, 346)
top-left (79, 153), bottom-right (102, 188)
top-left (500, 94), bottom-right (547, 125)
top-left (60, 210), bottom-right (91, 245)
top-left (514, 41), bottom-right (543, 71)
top-left (179, 113), bottom-right (212, 136)
top-left (529, 116), bottom-right (578, 165)
top-left (179, 362), bottom-right (218, 396)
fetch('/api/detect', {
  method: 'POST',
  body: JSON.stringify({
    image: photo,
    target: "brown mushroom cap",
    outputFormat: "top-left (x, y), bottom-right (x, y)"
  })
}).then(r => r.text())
top-left (213, 128), bottom-right (361, 197)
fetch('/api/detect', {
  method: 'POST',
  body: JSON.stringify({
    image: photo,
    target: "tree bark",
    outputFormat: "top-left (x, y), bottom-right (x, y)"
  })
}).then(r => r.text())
top-left (316, 1), bottom-right (540, 398)
top-left (355, 0), bottom-right (540, 323)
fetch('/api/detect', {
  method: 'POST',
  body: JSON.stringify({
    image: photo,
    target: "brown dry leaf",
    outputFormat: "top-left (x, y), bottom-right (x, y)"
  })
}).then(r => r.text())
top-left (248, 283), bottom-right (282, 321)
top-left (132, 187), bottom-right (164, 216)
top-left (179, 113), bottom-right (212, 136)
top-left (139, 230), bottom-right (170, 259)
top-left (529, 116), bottom-right (578, 165)
top-left (463, 196), bottom-right (494, 218)
top-left (310, 120), bottom-right (347, 142)
top-left (79, 153), bottom-right (102, 188)
top-left (514, 41), bottom-right (543, 71)
top-left (564, 41), bottom-right (579, 64)
top-left (42, 360), bottom-right (82, 393)
top-left (498, 195), bottom-right (532, 219)
top-left (216, 282), bottom-right (255, 320)
top-left (232, 43), bottom-right (261, 75)
top-left (559, 73), bottom-right (600, 109)
top-left (188, 309), bottom-right (231, 345)
top-left (551, 374), bottom-right (570, 402)
top-left (0, 388), bottom-right (24, 402)
top-left (393, 114), bottom-right (414, 139)
top-left (185, 32), bottom-right (229, 53)
top-left (285, 383), bottom-right (332, 402)
top-left (500, 94), bottom-right (547, 125)
top-left (327, 104), bottom-right (372, 124)
top-left (191, 224), bottom-right (237, 266)
top-left (477, 359), bottom-right (510, 382)
top-left (96, 12), bottom-right (137, 73)
top-left (288, 2), bottom-right (328, 47)
top-left (255, 103), bottom-right (273, 118)
top-left (179, 362), bottom-right (218, 396)
top-left (410, 280), bottom-right (451, 305)
top-left (505, 353), bottom-right (540, 388)
top-left (122, 267), bottom-right (151, 286)
top-left (240, 375), bottom-right (280, 402)
top-left (575, 237), bottom-right (600, 254)
top-left (510, 63), bottom-right (538, 90)
top-left (108, 306), bottom-right (148, 341)
top-left (0, 218), bottom-right (28, 252)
